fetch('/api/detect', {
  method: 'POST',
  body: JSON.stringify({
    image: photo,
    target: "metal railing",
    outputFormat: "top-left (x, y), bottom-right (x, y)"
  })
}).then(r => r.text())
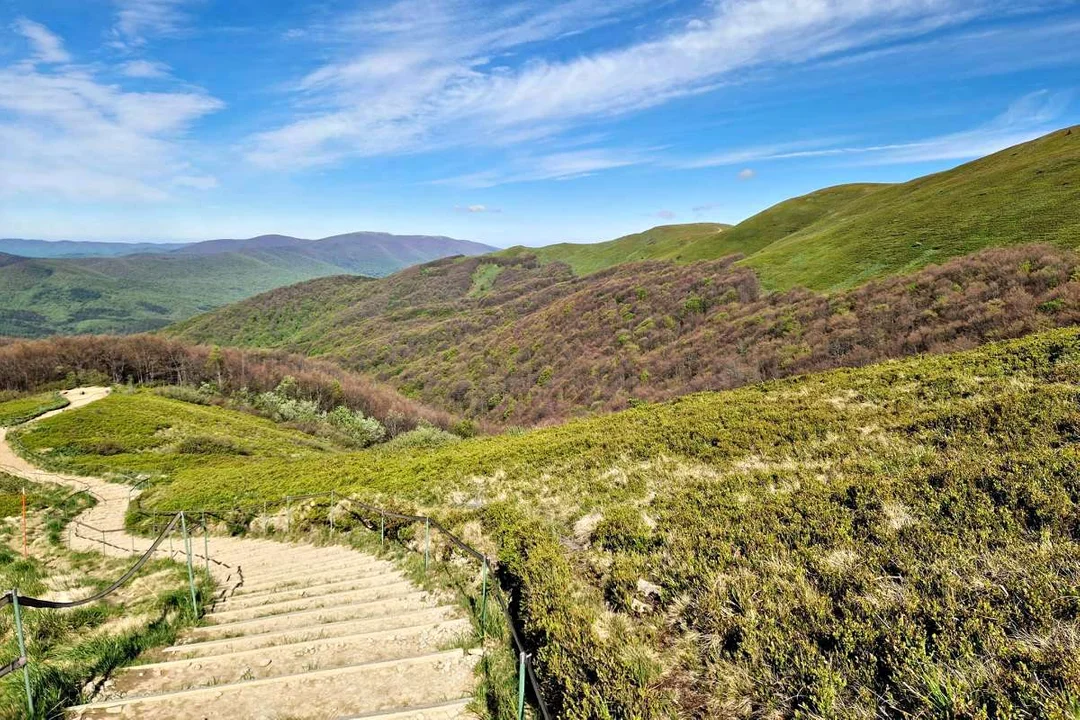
top-left (133, 490), bottom-right (554, 720)
top-left (1, 511), bottom-right (221, 716)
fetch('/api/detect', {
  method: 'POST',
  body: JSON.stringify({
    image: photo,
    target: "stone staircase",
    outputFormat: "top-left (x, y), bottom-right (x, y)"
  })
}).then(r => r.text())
top-left (66, 540), bottom-right (479, 719)
top-left (0, 388), bottom-right (481, 719)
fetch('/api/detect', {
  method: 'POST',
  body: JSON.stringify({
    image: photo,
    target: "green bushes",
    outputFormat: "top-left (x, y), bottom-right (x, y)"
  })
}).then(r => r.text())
top-left (251, 378), bottom-right (387, 447)
top-left (25, 327), bottom-right (1080, 717)
top-left (384, 424), bottom-right (461, 451)
top-left (0, 392), bottom-right (68, 427)
top-left (176, 436), bottom-right (250, 455)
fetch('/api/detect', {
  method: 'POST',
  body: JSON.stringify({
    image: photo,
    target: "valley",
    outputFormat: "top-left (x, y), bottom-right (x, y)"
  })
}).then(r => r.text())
top-left (0, 232), bottom-right (494, 337)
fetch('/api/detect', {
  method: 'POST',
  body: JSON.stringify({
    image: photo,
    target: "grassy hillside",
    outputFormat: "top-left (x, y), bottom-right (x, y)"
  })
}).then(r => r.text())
top-left (170, 243), bottom-right (1080, 424)
top-left (10, 391), bottom-right (341, 483)
top-left (32, 326), bottom-right (1080, 717)
top-left (499, 223), bottom-right (733, 275)
top-left (0, 392), bottom-right (68, 426)
top-left (504, 128), bottom-right (1080, 290)
top-left (741, 126), bottom-right (1080, 290)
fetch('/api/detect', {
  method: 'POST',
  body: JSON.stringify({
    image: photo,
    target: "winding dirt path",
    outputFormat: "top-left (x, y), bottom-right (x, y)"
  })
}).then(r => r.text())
top-left (1, 388), bottom-right (478, 719)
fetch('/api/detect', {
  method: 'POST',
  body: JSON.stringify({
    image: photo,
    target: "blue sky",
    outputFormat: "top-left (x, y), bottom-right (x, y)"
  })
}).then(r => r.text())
top-left (1, 0), bottom-right (1078, 247)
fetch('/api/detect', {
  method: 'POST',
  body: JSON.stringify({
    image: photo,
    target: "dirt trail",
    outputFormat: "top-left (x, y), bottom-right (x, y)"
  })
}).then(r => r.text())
top-left (1, 388), bottom-right (478, 719)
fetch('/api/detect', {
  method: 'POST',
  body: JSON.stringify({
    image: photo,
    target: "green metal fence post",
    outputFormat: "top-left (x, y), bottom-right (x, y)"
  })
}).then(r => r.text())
top-left (180, 513), bottom-right (198, 617)
top-left (517, 651), bottom-right (526, 720)
top-left (202, 511), bottom-right (210, 577)
top-left (424, 518), bottom-right (430, 573)
top-left (101, 528), bottom-right (106, 553)
top-left (11, 590), bottom-right (34, 716)
top-left (380, 512), bottom-right (385, 549)
top-left (480, 560), bottom-right (489, 640)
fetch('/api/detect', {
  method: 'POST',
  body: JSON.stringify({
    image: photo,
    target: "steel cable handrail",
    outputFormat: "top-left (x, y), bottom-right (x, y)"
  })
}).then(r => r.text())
top-left (131, 489), bottom-right (554, 720)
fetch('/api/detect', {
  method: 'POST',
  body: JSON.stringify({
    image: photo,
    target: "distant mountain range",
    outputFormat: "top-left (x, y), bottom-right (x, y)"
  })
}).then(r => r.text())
top-left (0, 239), bottom-right (191, 257)
top-left (0, 232), bottom-right (495, 337)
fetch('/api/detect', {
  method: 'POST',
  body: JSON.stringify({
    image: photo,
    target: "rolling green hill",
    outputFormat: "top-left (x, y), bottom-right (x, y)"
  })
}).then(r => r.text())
top-left (740, 126), bottom-right (1080, 290)
top-left (505, 127), bottom-right (1080, 290)
top-left (498, 223), bottom-right (733, 275)
top-left (30, 326), bottom-right (1080, 718)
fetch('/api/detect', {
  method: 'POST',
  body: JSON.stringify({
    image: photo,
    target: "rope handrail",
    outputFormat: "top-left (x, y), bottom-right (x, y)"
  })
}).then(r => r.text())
top-left (132, 489), bottom-right (554, 720)
top-left (0, 510), bottom-right (193, 700)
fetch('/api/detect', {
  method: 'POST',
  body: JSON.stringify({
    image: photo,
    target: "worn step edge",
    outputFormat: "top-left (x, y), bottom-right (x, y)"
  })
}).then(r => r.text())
top-left (204, 585), bottom-right (418, 625)
top-left (67, 650), bottom-right (472, 711)
top-left (167, 606), bottom-right (464, 655)
top-left (193, 591), bottom-right (434, 633)
top-left (344, 698), bottom-right (473, 720)
top-left (119, 620), bottom-right (474, 681)
top-left (230, 556), bottom-right (388, 579)
top-left (220, 571), bottom-right (405, 608)
top-left (210, 579), bottom-right (415, 621)
top-left (230, 563), bottom-right (396, 595)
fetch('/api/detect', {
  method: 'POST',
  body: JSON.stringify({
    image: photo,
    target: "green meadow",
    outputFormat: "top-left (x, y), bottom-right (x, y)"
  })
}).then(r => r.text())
top-left (13, 326), bottom-right (1080, 717)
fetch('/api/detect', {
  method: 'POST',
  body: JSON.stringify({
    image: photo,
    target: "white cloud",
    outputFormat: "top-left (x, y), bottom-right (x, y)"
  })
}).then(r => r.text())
top-left (119, 59), bottom-right (172, 79)
top-left (655, 209), bottom-right (676, 220)
top-left (738, 168), bottom-right (756, 180)
top-left (247, 0), bottom-right (994, 170)
top-left (13, 18), bottom-right (71, 64)
top-left (435, 148), bottom-right (651, 188)
top-left (455, 204), bottom-right (500, 213)
top-left (0, 27), bottom-right (223, 202)
top-left (173, 174), bottom-right (219, 190)
top-left (112, 0), bottom-right (190, 45)
top-left (682, 91), bottom-right (1071, 169)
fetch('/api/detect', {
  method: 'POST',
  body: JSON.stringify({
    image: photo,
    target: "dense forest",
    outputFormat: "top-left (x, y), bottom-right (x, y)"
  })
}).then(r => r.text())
top-left (0, 335), bottom-right (455, 434)
top-left (171, 244), bottom-right (1080, 425)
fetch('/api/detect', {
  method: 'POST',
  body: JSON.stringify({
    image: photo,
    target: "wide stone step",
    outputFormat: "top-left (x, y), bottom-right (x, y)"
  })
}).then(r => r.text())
top-left (111, 620), bottom-right (475, 694)
top-left (165, 606), bottom-right (465, 658)
top-left (234, 556), bottom-right (389, 583)
top-left (206, 580), bottom-right (416, 623)
top-left (231, 563), bottom-right (396, 596)
top-left (66, 650), bottom-right (479, 720)
top-left (219, 571), bottom-right (406, 610)
top-left (191, 592), bottom-right (438, 638)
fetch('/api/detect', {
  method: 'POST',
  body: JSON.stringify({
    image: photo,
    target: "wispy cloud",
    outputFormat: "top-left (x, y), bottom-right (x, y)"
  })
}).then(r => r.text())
top-left (13, 17), bottom-right (71, 64)
top-left (0, 21), bottom-right (223, 201)
top-left (119, 59), bottom-right (172, 79)
top-left (681, 91), bottom-right (1072, 169)
top-left (455, 204), bottom-right (500, 213)
top-left (738, 168), bottom-right (756, 180)
top-left (111, 0), bottom-right (191, 46)
top-left (247, 0), bottom-right (993, 170)
top-left (435, 148), bottom-right (651, 188)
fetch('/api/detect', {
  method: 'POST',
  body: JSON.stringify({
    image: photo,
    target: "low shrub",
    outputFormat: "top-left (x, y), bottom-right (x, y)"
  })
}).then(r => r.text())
top-left (176, 436), bottom-right (250, 455)
top-left (383, 424), bottom-right (461, 451)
